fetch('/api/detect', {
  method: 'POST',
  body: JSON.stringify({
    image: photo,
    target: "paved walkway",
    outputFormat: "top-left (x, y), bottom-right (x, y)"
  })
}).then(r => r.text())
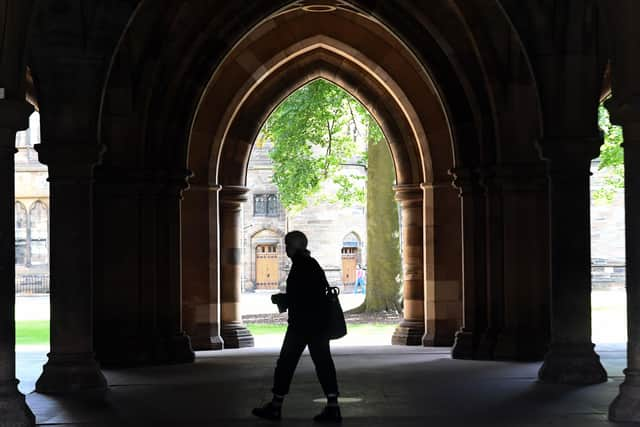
top-left (13, 291), bottom-right (629, 426)
top-left (16, 343), bottom-right (627, 426)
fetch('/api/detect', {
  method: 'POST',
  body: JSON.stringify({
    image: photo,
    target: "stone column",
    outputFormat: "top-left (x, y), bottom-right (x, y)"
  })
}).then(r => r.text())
top-left (160, 172), bottom-right (196, 363)
top-left (537, 137), bottom-right (607, 384)
top-left (219, 186), bottom-right (254, 348)
top-left (0, 100), bottom-right (35, 426)
top-left (450, 168), bottom-right (486, 359)
top-left (182, 183), bottom-right (224, 350)
top-left (34, 144), bottom-right (108, 393)
top-left (392, 184), bottom-right (425, 346)
top-left (608, 101), bottom-right (640, 421)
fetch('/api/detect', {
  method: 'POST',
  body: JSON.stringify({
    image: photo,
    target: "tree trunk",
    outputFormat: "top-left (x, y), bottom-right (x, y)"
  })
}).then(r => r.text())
top-left (360, 137), bottom-right (402, 312)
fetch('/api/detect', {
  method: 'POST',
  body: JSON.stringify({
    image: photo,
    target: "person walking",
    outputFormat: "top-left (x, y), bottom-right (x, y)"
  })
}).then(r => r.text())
top-left (252, 230), bottom-right (342, 422)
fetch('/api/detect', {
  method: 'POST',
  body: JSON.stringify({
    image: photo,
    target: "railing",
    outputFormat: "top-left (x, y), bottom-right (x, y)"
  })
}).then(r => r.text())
top-left (15, 274), bottom-right (50, 295)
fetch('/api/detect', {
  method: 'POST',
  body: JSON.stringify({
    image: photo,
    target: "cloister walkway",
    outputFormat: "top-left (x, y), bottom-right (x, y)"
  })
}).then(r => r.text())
top-left (16, 344), bottom-right (625, 426)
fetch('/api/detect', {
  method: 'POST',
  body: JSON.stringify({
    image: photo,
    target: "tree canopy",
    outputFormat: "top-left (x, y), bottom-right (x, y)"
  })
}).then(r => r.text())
top-left (260, 78), bottom-right (382, 211)
top-left (594, 105), bottom-right (624, 203)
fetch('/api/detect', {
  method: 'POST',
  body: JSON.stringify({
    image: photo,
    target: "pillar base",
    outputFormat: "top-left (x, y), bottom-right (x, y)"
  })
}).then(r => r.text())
top-left (391, 320), bottom-right (424, 346)
top-left (451, 329), bottom-right (475, 359)
top-left (221, 322), bottom-right (254, 348)
top-left (609, 369), bottom-right (640, 422)
top-left (168, 333), bottom-right (196, 363)
top-left (538, 343), bottom-right (607, 384)
top-left (35, 352), bottom-right (107, 394)
top-left (474, 330), bottom-right (497, 360)
top-left (0, 380), bottom-right (35, 427)
top-left (190, 334), bottom-right (224, 351)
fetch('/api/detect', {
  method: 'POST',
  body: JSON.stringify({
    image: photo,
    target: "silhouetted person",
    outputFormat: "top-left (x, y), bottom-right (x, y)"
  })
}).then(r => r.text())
top-left (252, 230), bottom-right (341, 423)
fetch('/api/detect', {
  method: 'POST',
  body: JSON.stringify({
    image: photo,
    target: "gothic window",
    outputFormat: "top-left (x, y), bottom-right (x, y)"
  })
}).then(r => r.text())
top-left (29, 201), bottom-right (48, 265)
top-left (267, 194), bottom-right (279, 216)
top-left (15, 202), bottom-right (27, 265)
top-left (254, 194), bottom-right (280, 217)
top-left (254, 194), bottom-right (267, 216)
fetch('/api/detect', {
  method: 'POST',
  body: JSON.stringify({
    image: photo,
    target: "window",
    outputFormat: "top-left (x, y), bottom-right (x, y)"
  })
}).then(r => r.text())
top-left (29, 201), bottom-right (48, 265)
top-left (254, 194), bottom-right (280, 217)
top-left (15, 202), bottom-right (27, 265)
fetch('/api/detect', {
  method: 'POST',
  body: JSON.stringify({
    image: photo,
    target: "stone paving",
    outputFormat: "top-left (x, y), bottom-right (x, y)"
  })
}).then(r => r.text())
top-left (15, 344), bottom-right (627, 426)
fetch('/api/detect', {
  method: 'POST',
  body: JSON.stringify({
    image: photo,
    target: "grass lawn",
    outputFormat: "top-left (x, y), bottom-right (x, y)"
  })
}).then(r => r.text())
top-left (245, 323), bottom-right (397, 336)
top-left (16, 320), bottom-right (49, 346)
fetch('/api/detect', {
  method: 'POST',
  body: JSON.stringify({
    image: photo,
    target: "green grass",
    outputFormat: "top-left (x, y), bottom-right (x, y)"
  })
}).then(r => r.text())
top-left (245, 323), bottom-right (396, 337)
top-left (16, 320), bottom-right (49, 345)
top-left (13, 320), bottom-right (395, 346)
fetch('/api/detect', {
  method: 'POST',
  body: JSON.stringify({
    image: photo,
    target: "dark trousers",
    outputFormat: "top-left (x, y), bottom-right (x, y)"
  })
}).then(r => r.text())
top-left (272, 326), bottom-right (339, 396)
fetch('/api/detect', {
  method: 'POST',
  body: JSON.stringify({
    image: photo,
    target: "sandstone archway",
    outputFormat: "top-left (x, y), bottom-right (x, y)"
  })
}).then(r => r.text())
top-left (96, 0), bottom-right (547, 363)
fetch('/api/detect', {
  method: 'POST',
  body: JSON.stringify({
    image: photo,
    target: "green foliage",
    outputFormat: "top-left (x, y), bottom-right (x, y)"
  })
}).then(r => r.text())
top-left (261, 79), bottom-right (382, 211)
top-left (594, 105), bottom-right (624, 204)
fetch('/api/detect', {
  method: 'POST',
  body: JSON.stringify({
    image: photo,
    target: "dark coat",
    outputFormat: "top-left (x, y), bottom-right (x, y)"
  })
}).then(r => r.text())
top-left (286, 250), bottom-right (329, 334)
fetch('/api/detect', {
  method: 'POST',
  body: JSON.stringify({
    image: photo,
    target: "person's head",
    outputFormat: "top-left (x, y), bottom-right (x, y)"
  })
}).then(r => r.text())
top-left (285, 230), bottom-right (308, 258)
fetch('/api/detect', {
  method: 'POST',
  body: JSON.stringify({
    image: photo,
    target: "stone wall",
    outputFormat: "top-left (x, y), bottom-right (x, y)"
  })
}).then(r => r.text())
top-left (242, 145), bottom-right (366, 290)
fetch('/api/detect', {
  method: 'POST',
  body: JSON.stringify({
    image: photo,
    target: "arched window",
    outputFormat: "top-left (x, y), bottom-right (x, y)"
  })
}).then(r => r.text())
top-left (15, 202), bottom-right (27, 265)
top-left (267, 194), bottom-right (279, 216)
top-left (29, 201), bottom-right (48, 265)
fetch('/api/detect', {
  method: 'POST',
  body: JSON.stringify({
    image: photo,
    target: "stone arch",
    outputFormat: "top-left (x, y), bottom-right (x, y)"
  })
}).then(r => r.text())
top-left (96, 0), bottom-right (548, 361)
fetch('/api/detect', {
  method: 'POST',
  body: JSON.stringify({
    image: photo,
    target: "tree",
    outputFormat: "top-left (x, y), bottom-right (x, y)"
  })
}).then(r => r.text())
top-left (593, 105), bottom-right (624, 203)
top-left (261, 79), bottom-right (402, 312)
top-left (261, 79), bottom-right (366, 213)
top-left (359, 125), bottom-right (403, 312)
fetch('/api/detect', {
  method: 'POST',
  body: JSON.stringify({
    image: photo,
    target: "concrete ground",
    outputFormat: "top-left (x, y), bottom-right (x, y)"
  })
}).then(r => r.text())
top-left (16, 343), bottom-right (627, 426)
top-left (13, 290), bottom-right (628, 426)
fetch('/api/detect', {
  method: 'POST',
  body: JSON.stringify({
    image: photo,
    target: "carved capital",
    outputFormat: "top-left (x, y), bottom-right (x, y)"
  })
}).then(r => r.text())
top-left (220, 185), bottom-right (250, 207)
top-left (393, 183), bottom-right (423, 207)
top-left (605, 95), bottom-right (640, 127)
top-left (479, 163), bottom-right (548, 192)
top-left (536, 136), bottom-right (602, 169)
top-left (449, 167), bottom-right (481, 196)
top-left (0, 100), bottom-right (33, 133)
top-left (94, 167), bottom-right (191, 198)
top-left (188, 183), bottom-right (222, 193)
top-left (35, 143), bottom-right (105, 181)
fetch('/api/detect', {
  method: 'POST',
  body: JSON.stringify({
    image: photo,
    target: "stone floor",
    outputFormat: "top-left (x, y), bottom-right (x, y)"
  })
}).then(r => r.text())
top-left (16, 343), bottom-right (628, 426)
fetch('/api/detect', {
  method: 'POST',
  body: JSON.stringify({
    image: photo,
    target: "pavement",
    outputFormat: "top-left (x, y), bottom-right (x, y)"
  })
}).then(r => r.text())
top-left (16, 344), bottom-right (628, 426)
top-left (12, 290), bottom-right (630, 426)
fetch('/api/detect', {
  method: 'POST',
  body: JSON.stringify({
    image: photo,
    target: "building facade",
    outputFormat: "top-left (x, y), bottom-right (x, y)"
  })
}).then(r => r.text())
top-left (242, 142), bottom-right (366, 291)
top-left (14, 112), bottom-right (49, 294)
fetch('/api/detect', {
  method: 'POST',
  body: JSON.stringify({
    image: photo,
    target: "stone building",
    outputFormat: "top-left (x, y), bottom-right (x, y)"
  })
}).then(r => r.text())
top-left (13, 112), bottom-right (49, 293)
top-left (2, 2), bottom-right (640, 425)
top-left (242, 142), bottom-right (366, 291)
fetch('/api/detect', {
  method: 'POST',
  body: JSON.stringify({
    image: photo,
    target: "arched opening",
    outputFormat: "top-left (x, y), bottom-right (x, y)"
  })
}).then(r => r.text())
top-left (181, 7), bottom-right (463, 350)
top-left (590, 101), bottom-right (626, 346)
top-left (96, 0), bottom-right (548, 364)
top-left (13, 111), bottom-right (50, 393)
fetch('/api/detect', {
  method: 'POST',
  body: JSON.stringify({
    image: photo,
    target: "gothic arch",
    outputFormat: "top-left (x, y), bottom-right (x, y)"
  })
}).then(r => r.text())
top-left (96, 0), bottom-right (547, 361)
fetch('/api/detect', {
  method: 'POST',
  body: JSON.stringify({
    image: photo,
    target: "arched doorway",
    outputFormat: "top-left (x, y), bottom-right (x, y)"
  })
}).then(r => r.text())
top-left (96, 0), bottom-right (548, 363)
top-left (341, 232), bottom-right (362, 290)
top-left (250, 229), bottom-right (284, 292)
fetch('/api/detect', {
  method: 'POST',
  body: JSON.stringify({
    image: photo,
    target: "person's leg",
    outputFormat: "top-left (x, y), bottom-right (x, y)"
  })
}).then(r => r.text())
top-left (272, 327), bottom-right (307, 396)
top-left (309, 335), bottom-right (341, 422)
top-left (253, 327), bottom-right (306, 420)
top-left (308, 335), bottom-right (339, 397)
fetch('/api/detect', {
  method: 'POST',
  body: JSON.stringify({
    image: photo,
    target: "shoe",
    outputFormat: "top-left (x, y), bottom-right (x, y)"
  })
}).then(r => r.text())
top-left (252, 402), bottom-right (282, 420)
top-left (313, 406), bottom-right (342, 423)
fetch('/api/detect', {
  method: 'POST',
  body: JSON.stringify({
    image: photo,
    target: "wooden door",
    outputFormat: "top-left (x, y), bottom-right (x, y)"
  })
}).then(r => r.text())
top-left (341, 247), bottom-right (357, 285)
top-left (256, 244), bottom-right (279, 290)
